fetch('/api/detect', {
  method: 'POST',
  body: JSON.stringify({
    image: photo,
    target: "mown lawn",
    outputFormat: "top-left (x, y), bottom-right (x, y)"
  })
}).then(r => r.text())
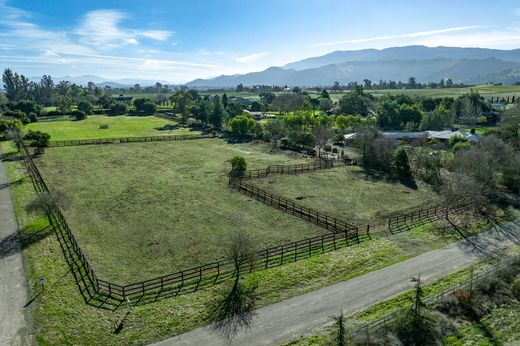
top-left (0, 139), bottom-right (505, 345)
top-left (26, 115), bottom-right (197, 141)
top-left (34, 139), bottom-right (324, 282)
top-left (252, 166), bottom-right (440, 224)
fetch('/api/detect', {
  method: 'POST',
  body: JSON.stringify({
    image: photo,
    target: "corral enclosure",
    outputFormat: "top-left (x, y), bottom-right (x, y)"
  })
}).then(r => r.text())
top-left (251, 166), bottom-right (440, 224)
top-left (35, 139), bottom-right (327, 283)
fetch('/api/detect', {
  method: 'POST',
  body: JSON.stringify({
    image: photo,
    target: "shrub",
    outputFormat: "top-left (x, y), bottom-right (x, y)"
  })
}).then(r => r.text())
top-left (77, 100), bottom-right (94, 115)
top-left (512, 277), bottom-right (520, 300)
top-left (477, 115), bottom-right (488, 125)
top-left (24, 130), bottom-right (50, 150)
top-left (28, 112), bottom-right (38, 123)
top-left (324, 144), bottom-right (332, 152)
top-left (449, 135), bottom-right (469, 148)
top-left (109, 103), bottom-right (128, 115)
top-left (73, 110), bottom-right (87, 121)
top-left (99, 124), bottom-right (109, 129)
top-left (452, 141), bottom-right (470, 152)
top-left (229, 115), bottom-right (256, 137)
top-left (133, 98), bottom-right (156, 114)
top-left (230, 156), bottom-right (247, 173)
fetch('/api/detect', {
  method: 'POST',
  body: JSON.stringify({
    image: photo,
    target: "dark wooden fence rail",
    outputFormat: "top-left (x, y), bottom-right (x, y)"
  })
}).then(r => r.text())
top-left (229, 178), bottom-right (360, 235)
top-left (18, 143), bottom-right (474, 304)
top-left (232, 157), bottom-right (357, 181)
top-left (20, 143), bottom-right (100, 301)
top-left (387, 202), bottom-right (472, 234)
top-left (46, 133), bottom-right (215, 147)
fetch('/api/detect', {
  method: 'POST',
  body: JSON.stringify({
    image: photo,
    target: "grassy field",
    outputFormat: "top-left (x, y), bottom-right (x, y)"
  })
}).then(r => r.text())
top-left (26, 115), bottom-right (196, 141)
top-left (252, 166), bottom-right (440, 225)
top-left (34, 139), bottom-right (326, 282)
top-left (1, 139), bottom-right (505, 345)
top-left (308, 85), bottom-right (520, 101)
top-left (112, 85), bottom-right (520, 105)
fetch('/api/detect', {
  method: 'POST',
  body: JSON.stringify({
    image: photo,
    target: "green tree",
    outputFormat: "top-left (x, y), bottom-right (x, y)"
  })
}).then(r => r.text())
top-left (394, 146), bottom-right (412, 178)
top-left (77, 100), bottom-right (93, 115)
top-left (419, 105), bottom-right (453, 131)
top-left (24, 130), bottom-right (50, 154)
top-left (170, 90), bottom-right (193, 123)
top-left (332, 310), bottom-right (346, 346)
top-left (108, 103), bottom-right (128, 115)
top-left (229, 115), bottom-right (256, 137)
top-left (133, 98), bottom-right (157, 115)
top-left (210, 95), bottom-right (225, 130)
top-left (263, 119), bottom-right (286, 147)
top-left (339, 91), bottom-right (369, 116)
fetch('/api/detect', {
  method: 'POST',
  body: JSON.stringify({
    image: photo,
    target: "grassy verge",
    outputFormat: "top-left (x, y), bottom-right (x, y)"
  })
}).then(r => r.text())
top-left (1, 140), bottom-right (512, 345)
top-left (284, 245), bottom-right (520, 346)
top-left (25, 115), bottom-right (197, 140)
top-left (251, 166), bottom-right (440, 224)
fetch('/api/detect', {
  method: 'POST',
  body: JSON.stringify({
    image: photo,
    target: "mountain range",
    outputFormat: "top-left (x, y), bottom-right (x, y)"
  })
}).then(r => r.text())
top-left (28, 75), bottom-right (170, 88)
top-left (186, 45), bottom-right (520, 88)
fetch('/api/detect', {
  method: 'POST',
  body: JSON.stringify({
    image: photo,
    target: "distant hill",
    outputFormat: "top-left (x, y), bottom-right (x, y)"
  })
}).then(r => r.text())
top-left (28, 75), bottom-right (171, 87)
top-left (186, 45), bottom-right (520, 88)
top-left (283, 45), bottom-right (520, 70)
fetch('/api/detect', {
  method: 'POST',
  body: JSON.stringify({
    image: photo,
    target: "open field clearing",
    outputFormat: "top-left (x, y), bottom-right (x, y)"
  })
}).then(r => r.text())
top-left (26, 115), bottom-right (197, 141)
top-left (252, 166), bottom-right (440, 225)
top-left (2, 140), bottom-right (509, 345)
top-left (34, 139), bottom-right (324, 282)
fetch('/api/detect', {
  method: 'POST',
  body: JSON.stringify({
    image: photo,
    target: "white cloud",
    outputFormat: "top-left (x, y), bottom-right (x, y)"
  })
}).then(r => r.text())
top-left (312, 26), bottom-right (482, 47)
top-left (236, 51), bottom-right (270, 63)
top-left (74, 10), bottom-right (173, 50)
top-left (139, 30), bottom-right (173, 41)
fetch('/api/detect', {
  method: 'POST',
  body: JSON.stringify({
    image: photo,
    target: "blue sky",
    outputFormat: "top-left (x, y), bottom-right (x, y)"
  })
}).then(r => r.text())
top-left (2, 0), bottom-right (520, 83)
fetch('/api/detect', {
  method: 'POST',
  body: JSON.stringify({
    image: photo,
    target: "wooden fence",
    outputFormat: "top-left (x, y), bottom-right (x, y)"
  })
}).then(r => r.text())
top-left (231, 157), bottom-right (356, 180)
top-left (387, 202), bottom-right (472, 234)
top-left (18, 143), bottom-right (474, 305)
top-left (346, 263), bottom-right (498, 341)
top-left (229, 178), bottom-right (359, 235)
top-left (46, 133), bottom-right (215, 147)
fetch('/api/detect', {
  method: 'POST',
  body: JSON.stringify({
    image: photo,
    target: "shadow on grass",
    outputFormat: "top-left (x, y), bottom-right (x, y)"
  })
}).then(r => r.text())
top-left (0, 224), bottom-right (53, 260)
top-left (351, 167), bottom-right (419, 190)
top-left (1, 151), bottom-right (25, 162)
top-left (0, 177), bottom-right (25, 190)
top-left (457, 216), bottom-right (520, 259)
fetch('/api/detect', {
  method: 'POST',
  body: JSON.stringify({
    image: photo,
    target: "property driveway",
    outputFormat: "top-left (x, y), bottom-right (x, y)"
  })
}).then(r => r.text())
top-left (151, 218), bottom-right (520, 346)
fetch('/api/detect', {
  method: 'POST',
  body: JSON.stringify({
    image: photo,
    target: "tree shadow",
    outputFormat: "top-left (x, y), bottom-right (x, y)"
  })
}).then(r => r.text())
top-left (0, 151), bottom-right (24, 162)
top-left (0, 225), bottom-right (53, 260)
top-left (353, 167), bottom-right (418, 190)
top-left (154, 123), bottom-right (183, 131)
top-left (457, 218), bottom-right (520, 259)
top-left (0, 177), bottom-right (25, 190)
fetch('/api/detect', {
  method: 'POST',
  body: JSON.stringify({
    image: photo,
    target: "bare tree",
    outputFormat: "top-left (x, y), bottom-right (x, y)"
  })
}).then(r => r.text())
top-left (25, 191), bottom-right (68, 223)
top-left (209, 230), bottom-right (258, 341)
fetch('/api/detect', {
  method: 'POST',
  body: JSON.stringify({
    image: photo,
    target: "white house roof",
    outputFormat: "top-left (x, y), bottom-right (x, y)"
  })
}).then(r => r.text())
top-left (343, 130), bottom-right (480, 142)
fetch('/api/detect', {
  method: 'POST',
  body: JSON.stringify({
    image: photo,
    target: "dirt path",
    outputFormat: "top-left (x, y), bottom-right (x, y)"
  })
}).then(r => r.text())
top-left (151, 218), bottom-right (520, 346)
top-left (0, 148), bottom-right (33, 345)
